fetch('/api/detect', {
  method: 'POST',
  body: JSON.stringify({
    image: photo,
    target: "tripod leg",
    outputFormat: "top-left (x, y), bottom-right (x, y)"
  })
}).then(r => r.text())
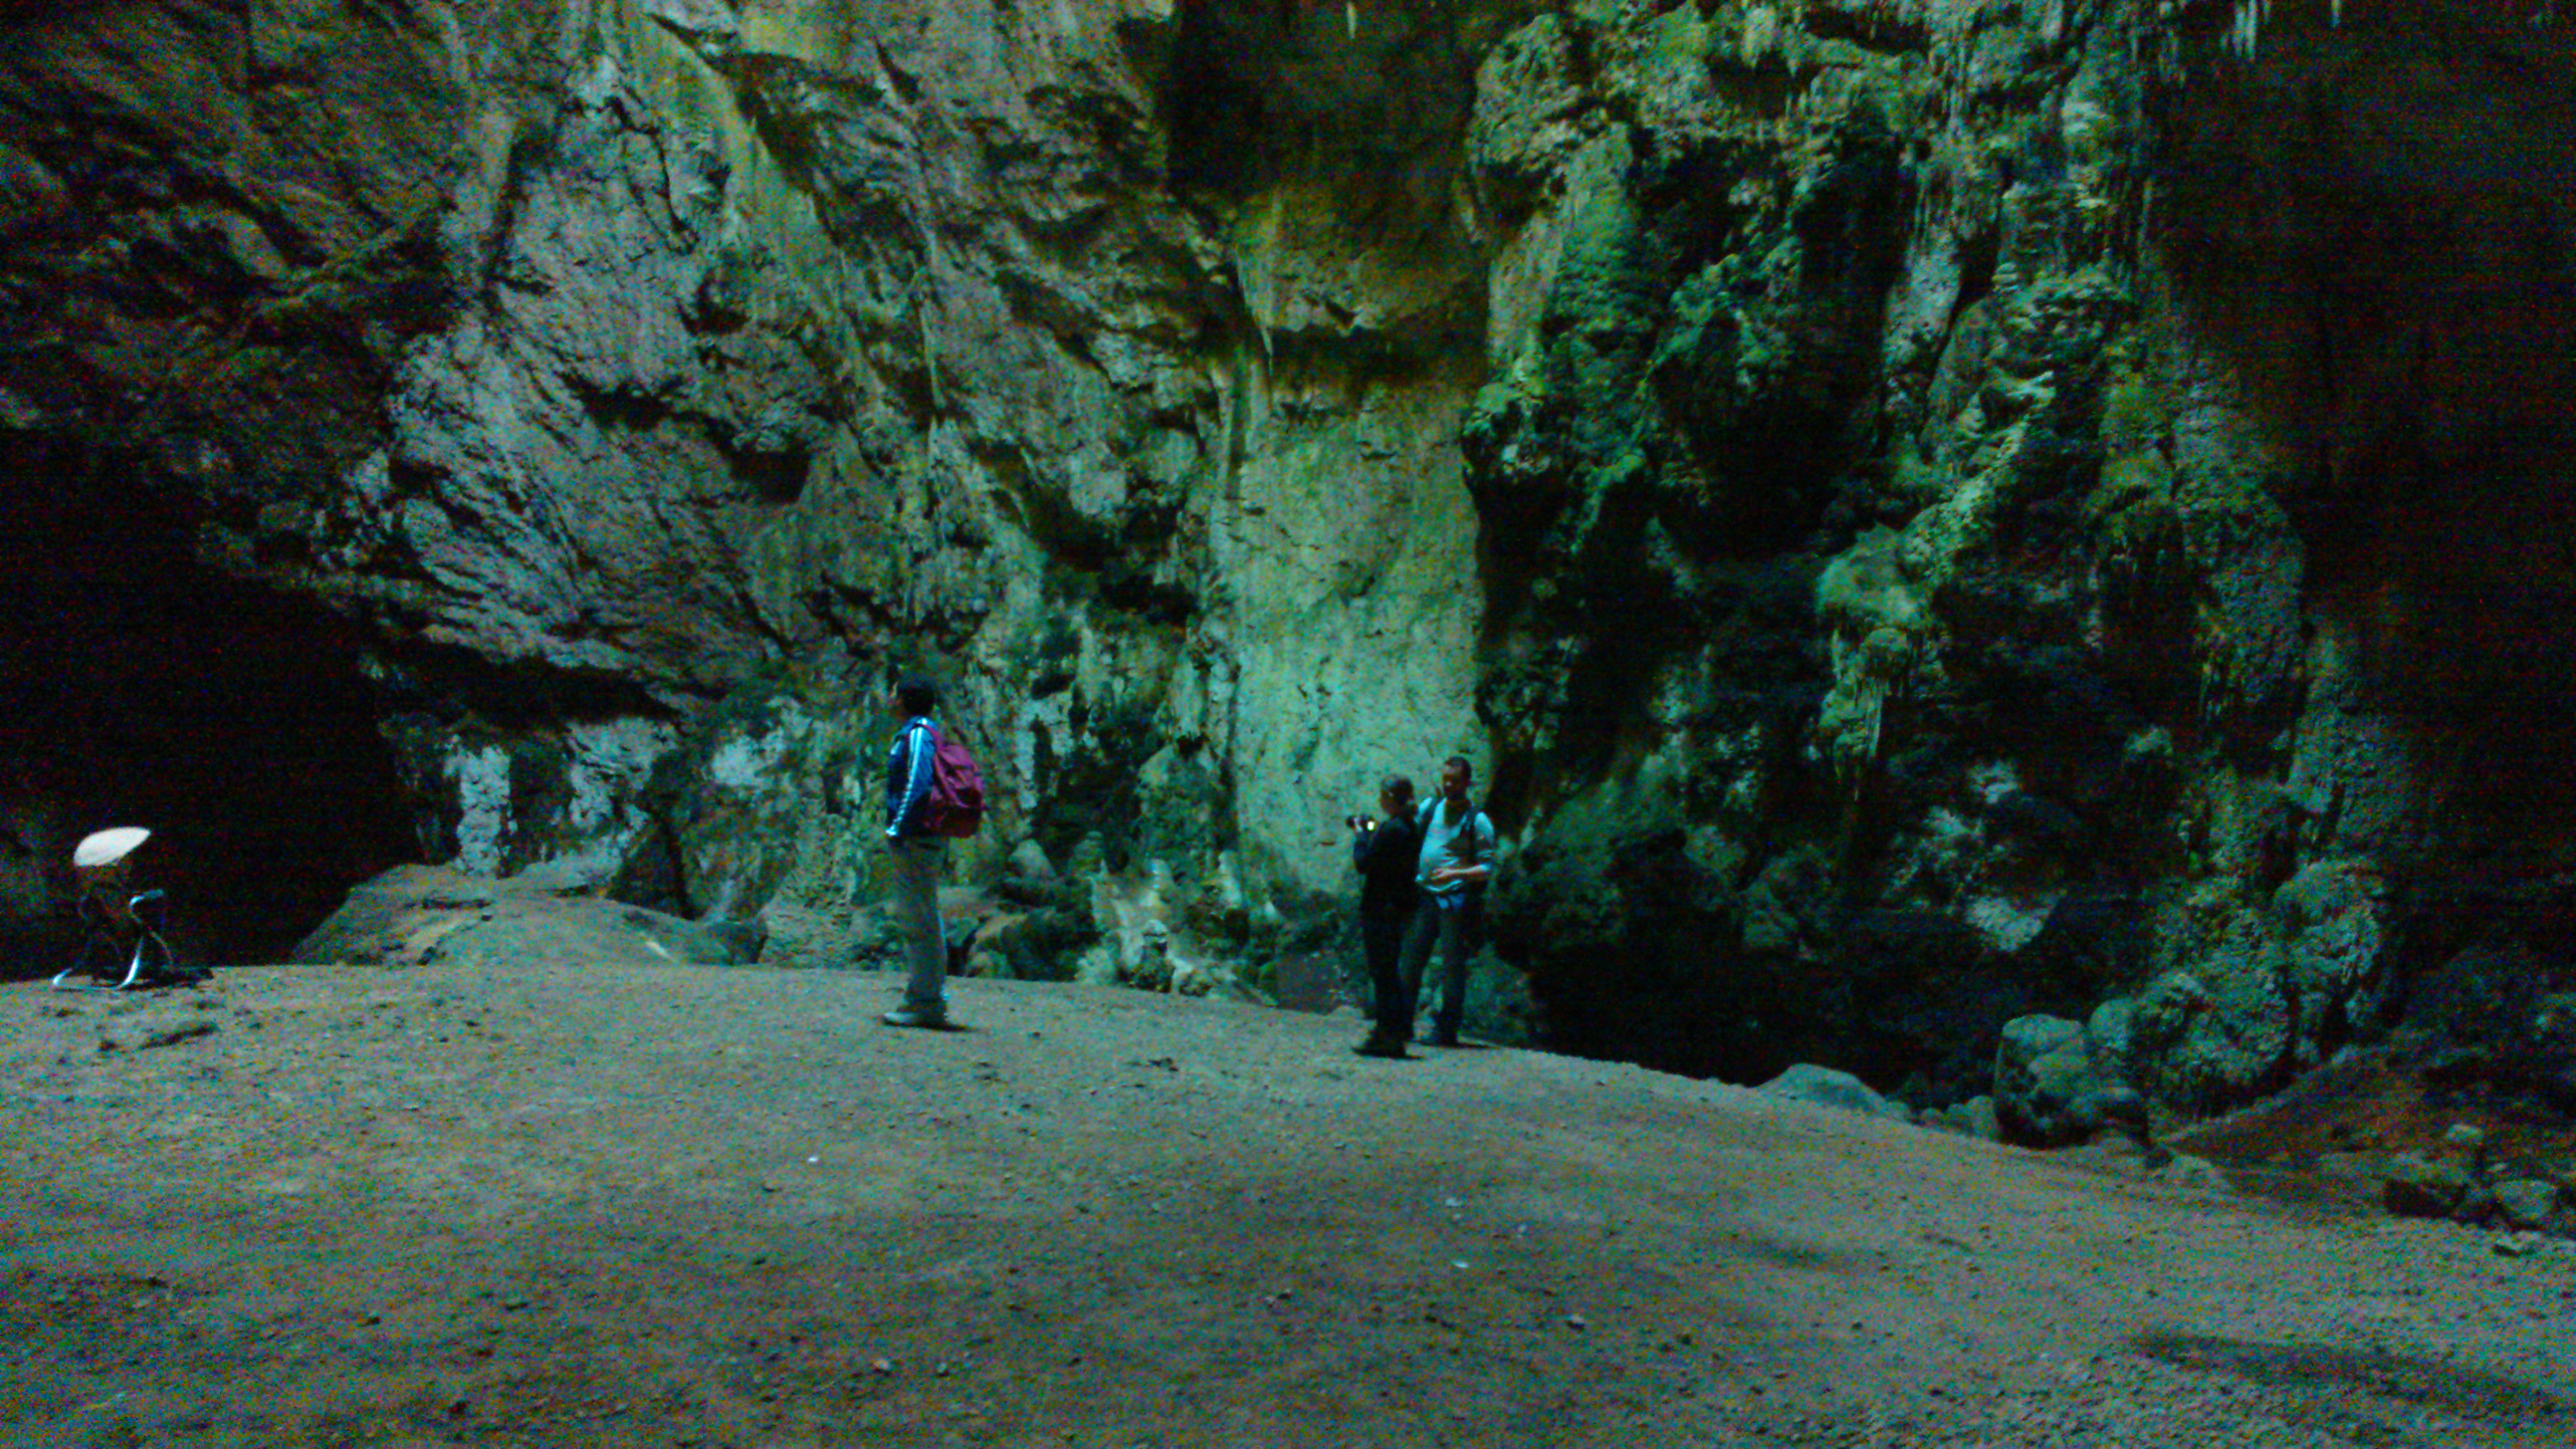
top-left (138, 933), bottom-right (183, 986)
top-left (112, 937), bottom-right (148, 990)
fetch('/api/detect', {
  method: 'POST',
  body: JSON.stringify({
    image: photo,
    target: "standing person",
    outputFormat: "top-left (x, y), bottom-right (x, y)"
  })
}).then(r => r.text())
top-left (1350, 775), bottom-right (1421, 1059)
top-left (880, 676), bottom-right (951, 1029)
top-left (1399, 755), bottom-right (1497, 1048)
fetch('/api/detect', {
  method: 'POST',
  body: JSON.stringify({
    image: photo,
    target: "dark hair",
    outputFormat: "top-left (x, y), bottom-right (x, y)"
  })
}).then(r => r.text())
top-left (896, 677), bottom-right (940, 715)
top-left (1379, 775), bottom-right (1415, 806)
top-left (1443, 755), bottom-right (1474, 783)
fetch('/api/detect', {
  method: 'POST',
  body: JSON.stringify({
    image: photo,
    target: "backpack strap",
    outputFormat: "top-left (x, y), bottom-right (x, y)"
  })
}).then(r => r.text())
top-left (1419, 798), bottom-right (1486, 866)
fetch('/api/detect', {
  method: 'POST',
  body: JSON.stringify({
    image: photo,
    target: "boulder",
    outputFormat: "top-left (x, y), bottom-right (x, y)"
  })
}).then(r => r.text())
top-left (960, 910), bottom-right (1032, 979)
top-left (1964, 1095), bottom-right (2002, 1142)
top-left (2380, 1152), bottom-right (2472, 1218)
top-left (2271, 862), bottom-right (2392, 1060)
top-left (2153, 1153), bottom-right (2234, 1194)
top-left (1008, 839), bottom-right (1060, 883)
top-left (2129, 957), bottom-right (2294, 1115)
top-left (2493, 1178), bottom-right (2562, 1233)
top-left (294, 865), bottom-right (765, 972)
top-left (1916, 1095), bottom-right (2003, 1142)
top-left (1756, 1065), bottom-right (1911, 1123)
top-left (2392, 948), bottom-right (2576, 1120)
top-left (1438, 947), bottom-right (1540, 1048)
top-left (757, 903), bottom-right (905, 973)
top-left (2085, 997), bottom-right (2139, 1084)
top-left (1993, 1015), bottom-right (2110, 1147)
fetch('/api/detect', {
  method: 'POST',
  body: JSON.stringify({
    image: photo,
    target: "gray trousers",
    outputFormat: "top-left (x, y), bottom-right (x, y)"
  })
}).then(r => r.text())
top-left (886, 836), bottom-right (947, 1015)
top-left (1399, 890), bottom-right (1482, 1043)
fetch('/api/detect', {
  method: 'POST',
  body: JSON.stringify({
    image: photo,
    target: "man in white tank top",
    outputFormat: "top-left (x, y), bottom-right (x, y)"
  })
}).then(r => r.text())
top-left (1398, 755), bottom-right (1496, 1047)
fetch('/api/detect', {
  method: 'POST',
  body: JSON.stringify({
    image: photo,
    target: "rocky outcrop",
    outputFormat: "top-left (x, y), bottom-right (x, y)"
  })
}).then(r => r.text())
top-left (1993, 1015), bottom-right (2118, 1147)
top-left (291, 863), bottom-right (766, 973)
top-left (4, 2), bottom-right (2575, 1138)
top-left (2382, 1123), bottom-right (2573, 1236)
top-left (1, 0), bottom-right (1500, 994)
top-left (1461, 0), bottom-right (2576, 1124)
top-left (1756, 1062), bottom-right (1912, 1124)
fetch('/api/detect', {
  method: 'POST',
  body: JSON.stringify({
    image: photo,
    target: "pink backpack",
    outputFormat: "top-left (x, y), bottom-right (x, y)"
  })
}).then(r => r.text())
top-left (922, 729), bottom-right (986, 838)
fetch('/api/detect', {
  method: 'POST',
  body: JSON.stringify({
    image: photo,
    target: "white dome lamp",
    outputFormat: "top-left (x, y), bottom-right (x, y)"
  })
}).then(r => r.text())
top-left (73, 827), bottom-right (152, 870)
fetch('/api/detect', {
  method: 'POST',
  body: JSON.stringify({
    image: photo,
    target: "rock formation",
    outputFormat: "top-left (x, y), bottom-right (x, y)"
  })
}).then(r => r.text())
top-left (3, 1), bottom-right (2572, 1132)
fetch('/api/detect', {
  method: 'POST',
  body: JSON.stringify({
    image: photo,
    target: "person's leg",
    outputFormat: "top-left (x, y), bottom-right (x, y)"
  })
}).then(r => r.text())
top-left (1361, 910), bottom-right (1406, 1044)
top-left (1413, 909), bottom-right (1450, 1032)
top-left (1395, 899), bottom-right (1440, 1042)
top-left (1431, 896), bottom-right (1478, 1045)
top-left (887, 839), bottom-right (948, 1022)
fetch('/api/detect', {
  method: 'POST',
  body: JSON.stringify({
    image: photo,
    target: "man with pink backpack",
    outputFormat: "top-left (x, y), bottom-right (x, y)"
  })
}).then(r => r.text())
top-left (880, 675), bottom-right (983, 1029)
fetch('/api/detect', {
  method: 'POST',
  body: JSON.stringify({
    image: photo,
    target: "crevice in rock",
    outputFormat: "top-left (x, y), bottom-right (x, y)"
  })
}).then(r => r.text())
top-left (363, 638), bottom-right (688, 731)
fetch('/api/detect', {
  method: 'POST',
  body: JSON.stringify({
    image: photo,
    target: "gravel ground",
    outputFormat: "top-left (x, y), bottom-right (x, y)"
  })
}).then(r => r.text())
top-left (1, 962), bottom-right (2569, 1448)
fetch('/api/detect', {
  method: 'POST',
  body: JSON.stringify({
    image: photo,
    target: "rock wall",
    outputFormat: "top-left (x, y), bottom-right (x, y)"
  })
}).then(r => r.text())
top-left (1461, 0), bottom-right (2576, 1120)
top-left (4, 1), bottom-right (2572, 1126)
top-left (0, 0), bottom-right (1503, 992)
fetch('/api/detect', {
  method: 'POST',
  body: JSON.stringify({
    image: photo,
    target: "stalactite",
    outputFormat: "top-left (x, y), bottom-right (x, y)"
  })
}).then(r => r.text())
top-left (2229, 0), bottom-right (2271, 58)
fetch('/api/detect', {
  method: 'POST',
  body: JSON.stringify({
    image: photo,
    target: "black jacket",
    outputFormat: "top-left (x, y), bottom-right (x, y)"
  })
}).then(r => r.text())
top-left (1353, 811), bottom-right (1421, 920)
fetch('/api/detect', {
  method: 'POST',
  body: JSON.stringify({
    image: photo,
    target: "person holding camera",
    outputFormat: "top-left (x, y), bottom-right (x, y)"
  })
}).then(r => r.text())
top-left (1348, 775), bottom-right (1421, 1059)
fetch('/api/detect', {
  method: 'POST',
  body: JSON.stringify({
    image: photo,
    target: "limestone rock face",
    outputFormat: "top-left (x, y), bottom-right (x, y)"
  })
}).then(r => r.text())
top-left (1456, 0), bottom-right (2576, 1118)
top-left (1, 0), bottom-right (1495, 983)
top-left (5, 2), bottom-right (2575, 1132)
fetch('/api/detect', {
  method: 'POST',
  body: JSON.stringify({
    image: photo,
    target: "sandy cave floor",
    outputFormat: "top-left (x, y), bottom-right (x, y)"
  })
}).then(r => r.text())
top-left (0, 962), bottom-right (2570, 1448)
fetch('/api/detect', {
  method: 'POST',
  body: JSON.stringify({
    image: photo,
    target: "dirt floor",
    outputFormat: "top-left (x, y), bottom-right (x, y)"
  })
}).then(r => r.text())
top-left (1, 962), bottom-right (2570, 1448)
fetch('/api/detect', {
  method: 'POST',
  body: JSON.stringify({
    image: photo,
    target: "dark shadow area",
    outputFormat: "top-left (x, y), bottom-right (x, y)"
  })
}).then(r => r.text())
top-left (2132, 1331), bottom-right (2568, 1428)
top-left (2150, 7), bottom-right (2576, 885)
top-left (1159, 0), bottom-right (1495, 248)
top-left (0, 434), bottom-right (418, 967)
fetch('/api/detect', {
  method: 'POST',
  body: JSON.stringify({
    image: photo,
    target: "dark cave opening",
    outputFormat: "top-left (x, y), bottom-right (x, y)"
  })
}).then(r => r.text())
top-left (2151, 12), bottom-right (2576, 896)
top-left (0, 437), bottom-right (418, 970)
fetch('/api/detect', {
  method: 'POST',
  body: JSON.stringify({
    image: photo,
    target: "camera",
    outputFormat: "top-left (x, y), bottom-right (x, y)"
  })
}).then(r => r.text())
top-left (1346, 814), bottom-right (1376, 833)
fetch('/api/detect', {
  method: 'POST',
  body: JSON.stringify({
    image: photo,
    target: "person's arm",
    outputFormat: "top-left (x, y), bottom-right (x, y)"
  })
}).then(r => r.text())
top-left (886, 724), bottom-right (935, 837)
top-left (1430, 814), bottom-right (1498, 886)
top-left (1459, 812), bottom-right (1498, 885)
top-left (884, 730), bottom-right (907, 836)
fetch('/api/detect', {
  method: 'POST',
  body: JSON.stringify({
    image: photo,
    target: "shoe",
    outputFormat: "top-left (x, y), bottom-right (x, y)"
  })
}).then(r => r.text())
top-left (1427, 1031), bottom-right (1461, 1048)
top-left (1353, 1036), bottom-right (1411, 1060)
top-left (881, 1007), bottom-right (948, 1029)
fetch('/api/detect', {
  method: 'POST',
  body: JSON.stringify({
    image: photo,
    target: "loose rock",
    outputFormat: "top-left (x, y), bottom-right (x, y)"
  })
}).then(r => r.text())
top-left (2380, 1152), bottom-right (2470, 1218)
top-left (1994, 1016), bottom-right (2109, 1147)
top-left (1757, 1065), bottom-right (1910, 1123)
top-left (2493, 1178), bottom-right (2561, 1232)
